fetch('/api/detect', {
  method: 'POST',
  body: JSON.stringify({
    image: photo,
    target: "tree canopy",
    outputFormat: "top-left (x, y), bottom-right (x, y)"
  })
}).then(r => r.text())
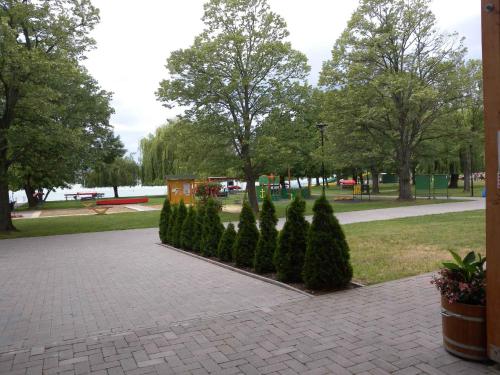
top-left (157, 0), bottom-right (310, 212)
top-left (0, 0), bottom-right (107, 231)
top-left (320, 0), bottom-right (466, 199)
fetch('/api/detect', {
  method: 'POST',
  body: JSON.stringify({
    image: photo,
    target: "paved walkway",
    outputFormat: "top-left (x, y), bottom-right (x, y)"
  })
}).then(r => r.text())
top-left (0, 227), bottom-right (498, 374)
top-left (252, 198), bottom-right (484, 230)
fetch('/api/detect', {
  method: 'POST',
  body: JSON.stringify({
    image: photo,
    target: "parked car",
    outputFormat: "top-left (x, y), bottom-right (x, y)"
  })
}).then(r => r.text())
top-left (217, 187), bottom-right (229, 197)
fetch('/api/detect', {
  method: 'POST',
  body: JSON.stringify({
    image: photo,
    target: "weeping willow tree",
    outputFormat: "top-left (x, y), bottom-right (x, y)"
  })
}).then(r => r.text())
top-left (139, 119), bottom-right (239, 185)
top-left (85, 156), bottom-right (139, 198)
top-left (139, 126), bottom-right (179, 185)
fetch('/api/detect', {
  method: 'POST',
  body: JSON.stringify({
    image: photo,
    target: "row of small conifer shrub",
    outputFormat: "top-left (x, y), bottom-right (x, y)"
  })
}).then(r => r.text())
top-left (159, 194), bottom-right (352, 290)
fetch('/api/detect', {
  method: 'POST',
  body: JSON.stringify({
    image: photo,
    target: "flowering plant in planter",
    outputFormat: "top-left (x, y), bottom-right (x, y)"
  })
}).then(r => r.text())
top-left (431, 250), bottom-right (486, 305)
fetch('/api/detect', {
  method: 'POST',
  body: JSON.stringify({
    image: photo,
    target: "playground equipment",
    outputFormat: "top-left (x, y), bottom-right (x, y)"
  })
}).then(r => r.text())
top-left (353, 184), bottom-right (371, 200)
top-left (82, 201), bottom-right (111, 215)
top-left (415, 174), bottom-right (449, 199)
top-left (257, 174), bottom-right (310, 201)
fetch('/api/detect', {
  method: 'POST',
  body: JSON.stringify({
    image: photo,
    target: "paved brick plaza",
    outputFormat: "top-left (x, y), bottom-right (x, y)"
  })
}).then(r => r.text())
top-left (0, 229), bottom-right (498, 374)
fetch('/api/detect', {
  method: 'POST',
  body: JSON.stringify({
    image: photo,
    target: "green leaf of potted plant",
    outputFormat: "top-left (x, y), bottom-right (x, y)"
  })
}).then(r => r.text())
top-left (432, 250), bottom-right (487, 361)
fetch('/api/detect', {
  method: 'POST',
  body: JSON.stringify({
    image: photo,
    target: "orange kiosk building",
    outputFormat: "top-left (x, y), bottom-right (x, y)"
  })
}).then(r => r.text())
top-left (165, 175), bottom-right (196, 205)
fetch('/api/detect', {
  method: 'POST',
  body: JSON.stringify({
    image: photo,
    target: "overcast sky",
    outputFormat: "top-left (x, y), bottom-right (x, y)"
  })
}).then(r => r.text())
top-left (83, 0), bottom-right (482, 156)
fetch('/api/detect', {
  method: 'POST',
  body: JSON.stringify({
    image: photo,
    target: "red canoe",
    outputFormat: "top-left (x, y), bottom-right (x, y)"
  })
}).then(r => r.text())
top-left (96, 198), bottom-right (149, 205)
top-left (340, 179), bottom-right (357, 186)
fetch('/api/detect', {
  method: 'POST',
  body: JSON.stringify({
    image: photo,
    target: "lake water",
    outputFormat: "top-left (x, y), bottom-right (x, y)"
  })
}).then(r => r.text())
top-left (9, 178), bottom-right (312, 204)
top-left (10, 184), bottom-right (168, 204)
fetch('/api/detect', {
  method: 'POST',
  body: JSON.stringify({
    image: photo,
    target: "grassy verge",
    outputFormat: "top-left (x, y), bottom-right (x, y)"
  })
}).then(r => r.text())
top-left (4, 197), bottom-right (462, 240)
top-left (346, 210), bottom-right (485, 285)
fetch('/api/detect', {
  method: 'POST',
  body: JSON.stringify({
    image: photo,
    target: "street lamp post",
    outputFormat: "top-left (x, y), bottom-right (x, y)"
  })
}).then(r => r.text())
top-left (317, 123), bottom-right (327, 195)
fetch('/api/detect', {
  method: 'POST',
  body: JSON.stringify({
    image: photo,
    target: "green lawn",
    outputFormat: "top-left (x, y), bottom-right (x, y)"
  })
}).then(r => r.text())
top-left (366, 180), bottom-right (484, 198)
top-left (307, 179), bottom-right (484, 198)
top-left (3, 197), bottom-right (461, 240)
top-left (346, 210), bottom-right (485, 285)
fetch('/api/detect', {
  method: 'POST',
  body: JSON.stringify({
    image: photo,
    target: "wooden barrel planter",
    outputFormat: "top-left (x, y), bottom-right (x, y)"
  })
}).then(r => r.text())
top-left (441, 297), bottom-right (487, 361)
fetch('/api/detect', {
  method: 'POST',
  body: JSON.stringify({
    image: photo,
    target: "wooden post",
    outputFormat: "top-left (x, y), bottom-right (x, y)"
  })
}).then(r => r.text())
top-left (481, 0), bottom-right (500, 362)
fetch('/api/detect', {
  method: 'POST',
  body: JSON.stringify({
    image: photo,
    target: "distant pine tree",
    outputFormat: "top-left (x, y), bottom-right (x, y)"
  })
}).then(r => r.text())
top-left (180, 205), bottom-right (196, 250)
top-left (217, 223), bottom-right (236, 261)
top-left (234, 200), bottom-right (259, 267)
top-left (254, 194), bottom-right (277, 274)
top-left (274, 195), bottom-right (308, 282)
top-left (166, 205), bottom-right (178, 245)
top-left (303, 194), bottom-right (353, 290)
top-left (200, 198), bottom-right (223, 257)
top-left (173, 200), bottom-right (187, 248)
top-left (159, 198), bottom-right (171, 244)
top-left (192, 204), bottom-right (206, 253)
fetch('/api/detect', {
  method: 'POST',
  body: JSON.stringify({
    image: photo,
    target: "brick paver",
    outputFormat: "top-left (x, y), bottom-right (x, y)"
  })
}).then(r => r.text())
top-left (0, 230), bottom-right (305, 352)
top-left (1, 229), bottom-right (498, 374)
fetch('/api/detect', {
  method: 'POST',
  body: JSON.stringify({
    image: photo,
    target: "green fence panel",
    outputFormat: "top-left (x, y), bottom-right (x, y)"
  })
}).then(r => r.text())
top-left (415, 175), bottom-right (432, 198)
top-left (433, 174), bottom-right (449, 190)
top-left (381, 174), bottom-right (398, 183)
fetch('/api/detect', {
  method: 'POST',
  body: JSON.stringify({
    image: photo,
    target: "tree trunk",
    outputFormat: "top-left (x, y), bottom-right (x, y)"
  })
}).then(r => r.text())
top-left (315, 176), bottom-right (320, 186)
top-left (307, 176), bottom-right (312, 193)
top-left (0, 86), bottom-right (19, 232)
top-left (245, 176), bottom-right (258, 213)
top-left (0, 168), bottom-right (15, 232)
top-left (398, 157), bottom-right (413, 200)
top-left (24, 185), bottom-right (38, 208)
top-left (449, 163), bottom-right (459, 189)
top-left (113, 186), bottom-right (119, 198)
top-left (296, 177), bottom-right (302, 189)
top-left (279, 175), bottom-right (286, 189)
top-left (43, 189), bottom-right (52, 202)
top-left (449, 174), bottom-right (459, 189)
top-left (370, 167), bottom-right (380, 194)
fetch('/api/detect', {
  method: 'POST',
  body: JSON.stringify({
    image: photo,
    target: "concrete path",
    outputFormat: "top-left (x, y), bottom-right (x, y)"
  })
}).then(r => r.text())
top-left (124, 205), bottom-right (158, 212)
top-left (271, 198), bottom-right (484, 229)
top-left (0, 243), bottom-right (498, 375)
top-left (333, 198), bottom-right (484, 225)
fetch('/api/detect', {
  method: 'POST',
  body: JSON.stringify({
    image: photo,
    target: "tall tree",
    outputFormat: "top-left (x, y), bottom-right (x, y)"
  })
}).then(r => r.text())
top-left (139, 119), bottom-right (236, 185)
top-left (320, 0), bottom-right (465, 199)
top-left (85, 156), bottom-right (139, 198)
top-left (8, 68), bottom-right (115, 208)
top-left (0, 0), bottom-right (100, 231)
top-left (157, 0), bottom-right (309, 212)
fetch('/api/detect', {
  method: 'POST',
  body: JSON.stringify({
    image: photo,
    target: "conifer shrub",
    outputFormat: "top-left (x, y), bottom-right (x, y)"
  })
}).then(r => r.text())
top-left (234, 200), bottom-right (259, 267)
top-left (303, 194), bottom-right (353, 290)
top-left (173, 200), bottom-right (187, 248)
top-left (192, 204), bottom-right (205, 253)
top-left (159, 198), bottom-right (171, 244)
top-left (254, 194), bottom-right (277, 274)
top-left (217, 223), bottom-right (236, 261)
top-left (180, 205), bottom-right (196, 250)
top-left (200, 198), bottom-right (223, 257)
top-left (166, 205), bottom-right (178, 245)
top-left (273, 195), bottom-right (308, 282)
